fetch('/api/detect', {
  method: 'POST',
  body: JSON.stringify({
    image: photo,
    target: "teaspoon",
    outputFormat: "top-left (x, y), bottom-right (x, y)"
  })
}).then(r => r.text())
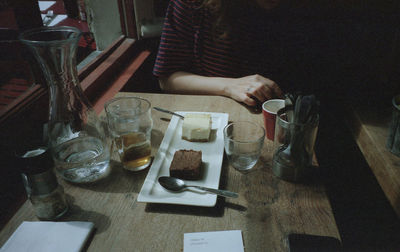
top-left (158, 176), bottom-right (238, 198)
top-left (153, 107), bottom-right (184, 119)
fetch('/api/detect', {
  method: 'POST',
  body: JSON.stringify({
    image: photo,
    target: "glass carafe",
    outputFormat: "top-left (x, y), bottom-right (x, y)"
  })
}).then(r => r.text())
top-left (19, 26), bottom-right (110, 183)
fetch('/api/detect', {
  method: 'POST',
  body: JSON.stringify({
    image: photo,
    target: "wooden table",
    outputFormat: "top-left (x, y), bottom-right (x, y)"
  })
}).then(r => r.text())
top-left (0, 92), bottom-right (340, 251)
top-left (345, 99), bottom-right (400, 217)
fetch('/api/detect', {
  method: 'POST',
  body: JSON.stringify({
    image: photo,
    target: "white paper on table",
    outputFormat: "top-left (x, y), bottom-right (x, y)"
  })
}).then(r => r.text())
top-left (38, 1), bottom-right (56, 11)
top-left (184, 230), bottom-right (244, 252)
top-left (48, 15), bottom-right (68, 26)
top-left (0, 221), bottom-right (94, 252)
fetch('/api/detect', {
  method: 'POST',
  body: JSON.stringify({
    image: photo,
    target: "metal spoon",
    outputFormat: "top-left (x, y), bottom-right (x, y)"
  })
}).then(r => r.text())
top-left (153, 107), bottom-right (184, 119)
top-left (158, 176), bottom-right (238, 198)
top-left (284, 93), bottom-right (294, 123)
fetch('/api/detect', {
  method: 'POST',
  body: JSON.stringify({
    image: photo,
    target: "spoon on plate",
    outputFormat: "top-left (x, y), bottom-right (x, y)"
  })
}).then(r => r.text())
top-left (158, 176), bottom-right (238, 198)
top-left (153, 107), bottom-right (184, 119)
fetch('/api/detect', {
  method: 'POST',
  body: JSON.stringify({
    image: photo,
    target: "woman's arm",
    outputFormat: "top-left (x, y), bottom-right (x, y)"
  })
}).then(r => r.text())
top-left (159, 71), bottom-right (284, 106)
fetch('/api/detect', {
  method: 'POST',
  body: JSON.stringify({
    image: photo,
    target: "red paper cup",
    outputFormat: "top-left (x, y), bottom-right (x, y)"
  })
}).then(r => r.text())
top-left (262, 99), bottom-right (285, 141)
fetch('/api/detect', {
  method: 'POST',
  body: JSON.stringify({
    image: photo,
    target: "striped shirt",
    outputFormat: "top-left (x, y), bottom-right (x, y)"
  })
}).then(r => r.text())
top-left (153, 0), bottom-right (326, 92)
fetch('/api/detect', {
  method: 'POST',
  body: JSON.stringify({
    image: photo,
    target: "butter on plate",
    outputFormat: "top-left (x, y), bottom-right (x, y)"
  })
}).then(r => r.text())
top-left (182, 113), bottom-right (211, 142)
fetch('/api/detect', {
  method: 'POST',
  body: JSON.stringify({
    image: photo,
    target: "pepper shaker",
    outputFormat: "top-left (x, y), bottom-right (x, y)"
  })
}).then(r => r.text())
top-left (17, 147), bottom-right (68, 220)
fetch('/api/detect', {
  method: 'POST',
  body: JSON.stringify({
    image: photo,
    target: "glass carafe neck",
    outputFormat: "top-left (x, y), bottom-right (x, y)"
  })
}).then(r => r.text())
top-left (20, 26), bottom-right (94, 145)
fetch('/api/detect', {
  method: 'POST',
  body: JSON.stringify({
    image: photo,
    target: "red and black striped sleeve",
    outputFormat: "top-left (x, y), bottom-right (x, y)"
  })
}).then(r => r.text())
top-left (153, 0), bottom-right (197, 77)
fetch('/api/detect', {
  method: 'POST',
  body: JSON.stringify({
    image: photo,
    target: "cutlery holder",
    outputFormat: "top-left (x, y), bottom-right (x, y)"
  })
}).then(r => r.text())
top-left (272, 107), bottom-right (319, 182)
top-left (387, 94), bottom-right (400, 157)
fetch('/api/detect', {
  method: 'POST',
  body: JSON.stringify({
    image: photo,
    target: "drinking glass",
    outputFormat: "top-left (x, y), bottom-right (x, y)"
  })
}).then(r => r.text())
top-left (105, 97), bottom-right (153, 171)
top-left (223, 121), bottom-right (265, 171)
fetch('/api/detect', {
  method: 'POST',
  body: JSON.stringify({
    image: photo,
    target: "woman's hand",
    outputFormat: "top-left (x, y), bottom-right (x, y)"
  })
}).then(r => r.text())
top-left (160, 72), bottom-right (283, 107)
top-left (226, 74), bottom-right (284, 106)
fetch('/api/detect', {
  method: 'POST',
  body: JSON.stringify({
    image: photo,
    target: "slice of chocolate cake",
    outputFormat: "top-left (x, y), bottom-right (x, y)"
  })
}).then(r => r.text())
top-left (170, 150), bottom-right (202, 180)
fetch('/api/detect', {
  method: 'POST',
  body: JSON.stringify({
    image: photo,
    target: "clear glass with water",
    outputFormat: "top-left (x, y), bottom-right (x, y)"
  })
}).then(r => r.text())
top-left (53, 136), bottom-right (110, 183)
top-left (223, 121), bottom-right (265, 171)
top-left (19, 27), bottom-right (110, 183)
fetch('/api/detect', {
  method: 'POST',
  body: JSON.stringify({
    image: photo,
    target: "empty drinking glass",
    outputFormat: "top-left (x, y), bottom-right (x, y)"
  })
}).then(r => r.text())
top-left (223, 121), bottom-right (265, 171)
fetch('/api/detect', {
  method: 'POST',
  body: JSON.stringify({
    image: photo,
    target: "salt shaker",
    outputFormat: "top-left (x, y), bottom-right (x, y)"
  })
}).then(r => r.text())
top-left (17, 147), bottom-right (68, 220)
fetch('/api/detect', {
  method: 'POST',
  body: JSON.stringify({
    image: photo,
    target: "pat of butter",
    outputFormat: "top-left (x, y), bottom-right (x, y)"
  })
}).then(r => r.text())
top-left (182, 113), bottom-right (211, 142)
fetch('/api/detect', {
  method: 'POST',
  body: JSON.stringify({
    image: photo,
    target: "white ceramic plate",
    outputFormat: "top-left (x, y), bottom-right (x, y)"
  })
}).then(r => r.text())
top-left (137, 112), bottom-right (229, 207)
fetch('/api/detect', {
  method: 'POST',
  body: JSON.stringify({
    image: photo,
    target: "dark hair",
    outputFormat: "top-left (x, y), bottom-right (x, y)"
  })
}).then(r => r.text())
top-left (201, 0), bottom-right (248, 38)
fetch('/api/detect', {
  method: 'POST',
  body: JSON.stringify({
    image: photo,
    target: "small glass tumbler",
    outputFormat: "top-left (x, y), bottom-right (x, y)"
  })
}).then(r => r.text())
top-left (223, 121), bottom-right (265, 171)
top-left (105, 97), bottom-right (153, 171)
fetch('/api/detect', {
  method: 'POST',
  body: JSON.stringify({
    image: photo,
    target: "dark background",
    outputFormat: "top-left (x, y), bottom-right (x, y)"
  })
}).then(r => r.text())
top-left (1, 0), bottom-right (400, 251)
top-left (124, 2), bottom-right (400, 250)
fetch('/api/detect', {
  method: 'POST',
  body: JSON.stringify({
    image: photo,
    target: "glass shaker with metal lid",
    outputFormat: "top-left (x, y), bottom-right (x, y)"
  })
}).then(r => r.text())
top-left (17, 146), bottom-right (68, 220)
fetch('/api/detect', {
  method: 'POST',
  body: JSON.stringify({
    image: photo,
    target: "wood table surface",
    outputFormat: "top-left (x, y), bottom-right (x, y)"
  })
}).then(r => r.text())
top-left (345, 99), bottom-right (400, 217)
top-left (0, 92), bottom-right (340, 251)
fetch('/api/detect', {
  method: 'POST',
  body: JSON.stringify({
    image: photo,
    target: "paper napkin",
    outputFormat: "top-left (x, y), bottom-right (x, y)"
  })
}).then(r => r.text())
top-left (184, 230), bottom-right (244, 252)
top-left (0, 221), bottom-right (94, 252)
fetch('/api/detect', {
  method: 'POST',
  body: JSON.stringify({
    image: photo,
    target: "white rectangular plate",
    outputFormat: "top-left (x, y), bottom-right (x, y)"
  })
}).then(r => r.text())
top-left (137, 112), bottom-right (229, 207)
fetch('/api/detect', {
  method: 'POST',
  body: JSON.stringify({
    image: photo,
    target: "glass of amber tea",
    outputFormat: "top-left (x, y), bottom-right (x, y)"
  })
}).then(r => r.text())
top-left (105, 97), bottom-right (153, 171)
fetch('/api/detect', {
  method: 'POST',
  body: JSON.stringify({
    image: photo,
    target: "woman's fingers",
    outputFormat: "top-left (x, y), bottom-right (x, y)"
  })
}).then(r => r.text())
top-left (248, 82), bottom-right (273, 102)
top-left (242, 94), bottom-right (257, 106)
top-left (265, 80), bottom-right (284, 98)
top-left (254, 88), bottom-right (268, 102)
top-left (256, 77), bottom-right (283, 99)
top-left (259, 85), bottom-right (273, 100)
top-left (234, 74), bottom-right (283, 106)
